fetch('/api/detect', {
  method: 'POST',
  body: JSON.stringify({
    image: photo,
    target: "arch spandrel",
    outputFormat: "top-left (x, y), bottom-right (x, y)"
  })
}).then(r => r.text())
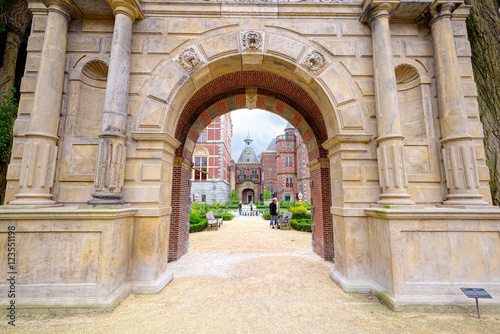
top-left (135, 29), bottom-right (371, 142)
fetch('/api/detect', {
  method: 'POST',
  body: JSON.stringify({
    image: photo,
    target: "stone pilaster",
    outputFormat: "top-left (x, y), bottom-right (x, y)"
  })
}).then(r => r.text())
top-left (89, 1), bottom-right (143, 204)
top-left (425, 1), bottom-right (488, 206)
top-left (362, 1), bottom-right (414, 206)
top-left (10, 1), bottom-right (75, 205)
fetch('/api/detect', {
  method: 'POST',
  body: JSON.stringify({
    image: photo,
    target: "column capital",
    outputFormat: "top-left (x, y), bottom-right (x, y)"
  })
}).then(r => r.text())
top-left (419, 0), bottom-right (463, 26)
top-left (360, 0), bottom-right (399, 24)
top-left (106, 0), bottom-right (144, 22)
top-left (42, 0), bottom-right (77, 21)
top-left (307, 158), bottom-right (330, 171)
top-left (174, 157), bottom-right (194, 170)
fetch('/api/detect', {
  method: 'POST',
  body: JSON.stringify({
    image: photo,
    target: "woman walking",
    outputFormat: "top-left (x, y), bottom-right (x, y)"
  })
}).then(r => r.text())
top-left (269, 198), bottom-right (279, 229)
top-left (250, 201), bottom-right (253, 215)
top-left (238, 201), bottom-right (242, 216)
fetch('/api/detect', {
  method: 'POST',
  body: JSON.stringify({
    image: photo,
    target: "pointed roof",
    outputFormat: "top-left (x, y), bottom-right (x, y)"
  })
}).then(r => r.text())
top-left (285, 122), bottom-right (294, 130)
top-left (237, 133), bottom-right (260, 163)
top-left (263, 138), bottom-right (276, 152)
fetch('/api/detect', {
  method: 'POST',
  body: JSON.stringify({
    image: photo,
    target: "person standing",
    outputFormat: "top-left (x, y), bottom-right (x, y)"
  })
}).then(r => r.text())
top-left (250, 201), bottom-right (253, 215)
top-left (238, 201), bottom-right (242, 216)
top-left (269, 198), bottom-right (279, 229)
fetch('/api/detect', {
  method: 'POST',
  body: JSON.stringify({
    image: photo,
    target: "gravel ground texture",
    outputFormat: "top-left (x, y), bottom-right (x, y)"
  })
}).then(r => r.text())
top-left (2, 216), bottom-right (499, 333)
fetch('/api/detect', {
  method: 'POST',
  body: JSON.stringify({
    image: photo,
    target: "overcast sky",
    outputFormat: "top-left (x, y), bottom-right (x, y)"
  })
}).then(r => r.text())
top-left (230, 109), bottom-right (288, 159)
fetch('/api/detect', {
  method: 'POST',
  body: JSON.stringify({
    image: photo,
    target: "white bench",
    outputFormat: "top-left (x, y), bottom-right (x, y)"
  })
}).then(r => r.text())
top-left (206, 211), bottom-right (223, 230)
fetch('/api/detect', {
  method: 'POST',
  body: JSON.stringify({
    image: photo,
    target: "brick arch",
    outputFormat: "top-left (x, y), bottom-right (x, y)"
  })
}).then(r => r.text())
top-left (174, 71), bottom-right (329, 162)
top-left (169, 71), bottom-right (333, 263)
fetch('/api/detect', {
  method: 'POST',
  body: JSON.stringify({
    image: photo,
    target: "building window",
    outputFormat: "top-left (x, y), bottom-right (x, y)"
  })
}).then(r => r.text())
top-left (200, 130), bottom-right (207, 142)
top-left (202, 194), bottom-right (206, 202)
top-left (251, 170), bottom-right (258, 179)
top-left (238, 170), bottom-right (245, 180)
top-left (194, 157), bottom-right (207, 181)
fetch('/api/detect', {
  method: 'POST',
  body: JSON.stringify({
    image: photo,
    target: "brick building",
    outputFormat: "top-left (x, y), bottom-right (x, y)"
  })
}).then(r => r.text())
top-left (190, 113), bottom-right (233, 204)
top-left (235, 123), bottom-right (311, 203)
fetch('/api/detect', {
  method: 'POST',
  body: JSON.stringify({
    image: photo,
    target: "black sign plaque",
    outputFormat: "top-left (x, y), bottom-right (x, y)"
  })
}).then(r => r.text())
top-left (460, 288), bottom-right (492, 319)
top-left (460, 288), bottom-right (492, 299)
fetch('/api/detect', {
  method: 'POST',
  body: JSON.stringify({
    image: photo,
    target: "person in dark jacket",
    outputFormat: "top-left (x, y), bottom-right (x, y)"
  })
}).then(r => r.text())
top-left (269, 198), bottom-right (279, 229)
top-left (238, 201), bottom-right (242, 216)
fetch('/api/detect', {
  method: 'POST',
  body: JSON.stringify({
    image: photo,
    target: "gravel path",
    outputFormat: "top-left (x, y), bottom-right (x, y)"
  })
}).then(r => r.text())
top-left (2, 216), bottom-right (499, 333)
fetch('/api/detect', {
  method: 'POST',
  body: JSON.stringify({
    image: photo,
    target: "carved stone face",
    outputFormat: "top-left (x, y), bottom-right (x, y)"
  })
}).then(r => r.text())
top-left (177, 47), bottom-right (203, 72)
top-left (243, 31), bottom-right (262, 50)
top-left (184, 51), bottom-right (198, 67)
top-left (303, 50), bottom-right (326, 73)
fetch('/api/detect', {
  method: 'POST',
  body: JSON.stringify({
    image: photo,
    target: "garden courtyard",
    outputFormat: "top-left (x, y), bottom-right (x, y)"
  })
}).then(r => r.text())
top-left (2, 216), bottom-right (499, 333)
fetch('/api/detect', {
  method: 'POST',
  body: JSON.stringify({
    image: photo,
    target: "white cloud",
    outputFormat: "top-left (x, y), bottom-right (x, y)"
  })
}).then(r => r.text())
top-left (230, 109), bottom-right (288, 158)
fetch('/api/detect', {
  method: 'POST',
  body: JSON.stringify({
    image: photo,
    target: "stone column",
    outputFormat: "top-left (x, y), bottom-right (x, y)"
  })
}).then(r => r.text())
top-left (10, 1), bottom-right (75, 205)
top-left (362, 1), bottom-right (415, 206)
top-left (426, 1), bottom-right (488, 206)
top-left (88, 1), bottom-right (142, 205)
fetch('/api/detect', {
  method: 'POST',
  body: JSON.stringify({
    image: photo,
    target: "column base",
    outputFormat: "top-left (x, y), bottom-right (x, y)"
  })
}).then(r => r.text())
top-left (9, 193), bottom-right (58, 206)
top-left (441, 194), bottom-right (491, 207)
top-left (88, 192), bottom-right (126, 205)
top-left (377, 193), bottom-right (415, 206)
top-left (329, 267), bottom-right (373, 294)
top-left (130, 269), bottom-right (174, 295)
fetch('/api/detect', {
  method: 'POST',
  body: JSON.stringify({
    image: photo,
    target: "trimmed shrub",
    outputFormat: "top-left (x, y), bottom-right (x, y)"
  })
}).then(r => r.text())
top-left (189, 219), bottom-right (207, 232)
top-left (190, 212), bottom-right (201, 224)
top-left (291, 219), bottom-right (312, 232)
top-left (262, 212), bottom-right (271, 220)
top-left (222, 213), bottom-right (234, 220)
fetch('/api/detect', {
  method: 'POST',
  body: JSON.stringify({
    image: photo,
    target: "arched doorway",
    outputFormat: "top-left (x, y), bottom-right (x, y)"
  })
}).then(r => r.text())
top-left (242, 188), bottom-right (254, 203)
top-left (167, 70), bottom-right (335, 261)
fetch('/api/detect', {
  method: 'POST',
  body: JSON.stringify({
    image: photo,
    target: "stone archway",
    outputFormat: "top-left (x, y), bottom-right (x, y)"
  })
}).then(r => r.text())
top-left (242, 189), bottom-right (254, 203)
top-left (4, 1), bottom-right (499, 312)
top-left (166, 70), bottom-right (338, 261)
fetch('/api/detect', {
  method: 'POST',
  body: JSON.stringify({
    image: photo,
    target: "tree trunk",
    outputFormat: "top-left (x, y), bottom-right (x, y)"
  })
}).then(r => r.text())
top-left (0, 0), bottom-right (31, 205)
top-left (465, 0), bottom-right (500, 205)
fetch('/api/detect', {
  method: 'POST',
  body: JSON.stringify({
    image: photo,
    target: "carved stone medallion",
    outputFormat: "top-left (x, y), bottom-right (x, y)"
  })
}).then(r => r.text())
top-left (301, 50), bottom-right (326, 74)
top-left (242, 31), bottom-right (263, 51)
top-left (176, 47), bottom-right (204, 72)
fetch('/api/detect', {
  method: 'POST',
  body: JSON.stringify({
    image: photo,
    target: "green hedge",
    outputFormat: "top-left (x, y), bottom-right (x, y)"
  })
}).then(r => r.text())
top-left (190, 219), bottom-right (207, 232)
top-left (291, 219), bottom-right (312, 232)
top-left (262, 212), bottom-right (271, 220)
top-left (292, 212), bottom-right (312, 220)
top-left (222, 213), bottom-right (234, 220)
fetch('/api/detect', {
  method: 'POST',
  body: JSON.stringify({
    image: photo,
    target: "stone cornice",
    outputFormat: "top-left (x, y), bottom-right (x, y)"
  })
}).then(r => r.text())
top-left (174, 157), bottom-right (193, 169)
top-left (365, 206), bottom-right (500, 220)
top-left (106, 0), bottom-right (144, 21)
top-left (0, 206), bottom-right (138, 220)
top-left (322, 134), bottom-right (372, 151)
top-left (307, 158), bottom-right (330, 171)
top-left (132, 131), bottom-right (181, 149)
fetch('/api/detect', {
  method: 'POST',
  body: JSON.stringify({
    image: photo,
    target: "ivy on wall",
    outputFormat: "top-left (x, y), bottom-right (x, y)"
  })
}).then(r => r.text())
top-left (0, 87), bottom-right (17, 162)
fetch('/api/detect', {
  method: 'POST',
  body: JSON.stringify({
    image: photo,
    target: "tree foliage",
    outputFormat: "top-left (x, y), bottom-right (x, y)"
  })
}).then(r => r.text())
top-left (0, 86), bottom-right (17, 162)
top-left (263, 189), bottom-right (271, 200)
top-left (229, 189), bottom-right (238, 203)
top-left (465, 0), bottom-right (500, 205)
